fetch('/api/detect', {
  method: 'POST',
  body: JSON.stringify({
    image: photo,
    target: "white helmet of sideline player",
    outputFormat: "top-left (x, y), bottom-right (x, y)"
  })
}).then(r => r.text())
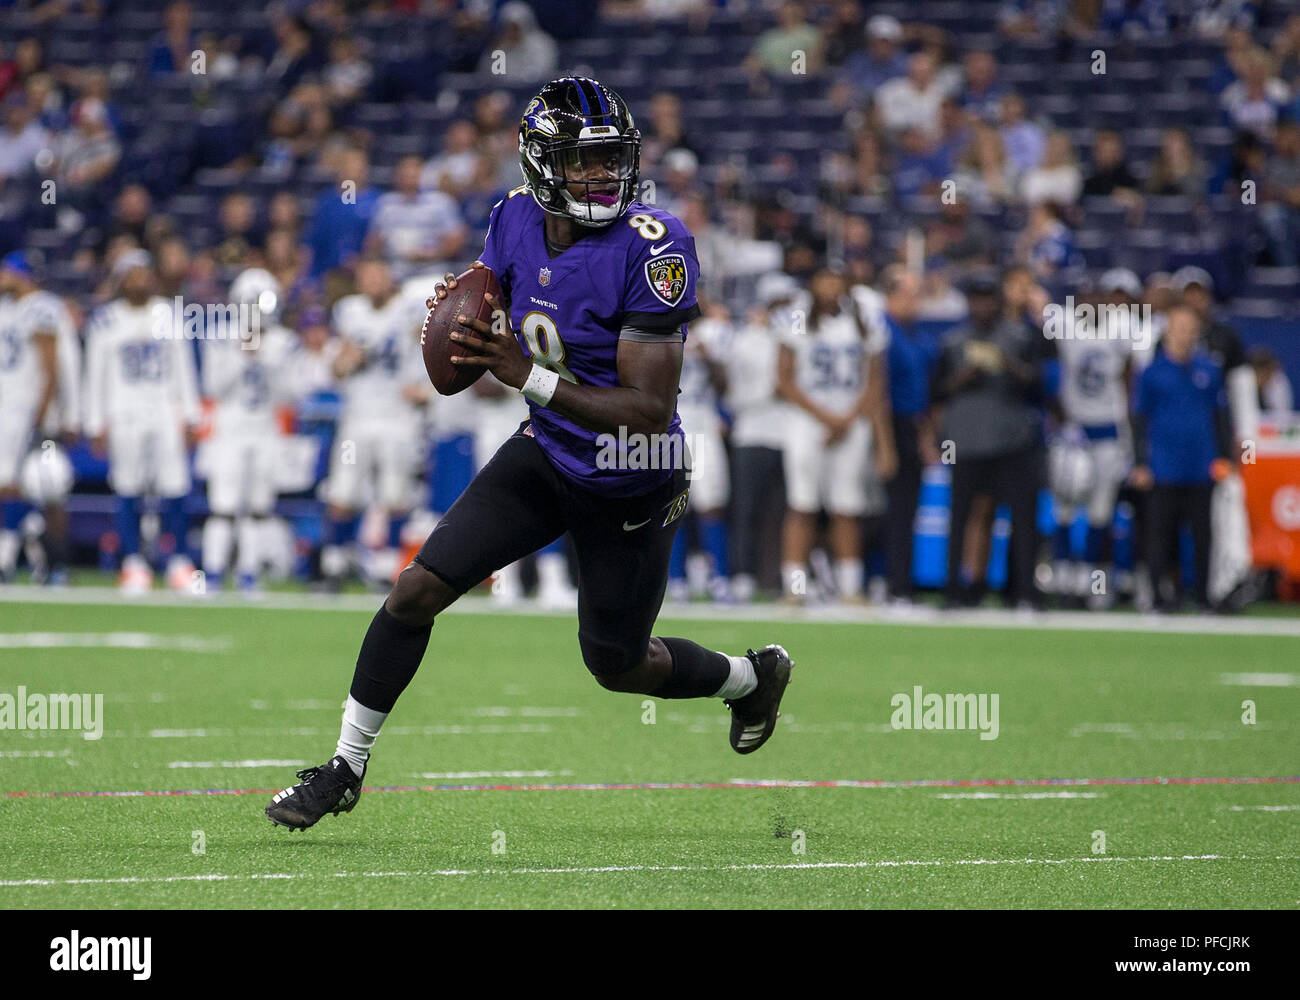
top-left (1097, 268), bottom-right (1142, 300)
top-left (1049, 439), bottom-right (1097, 509)
top-left (20, 444), bottom-right (75, 505)
top-left (229, 268), bottom-right (282, 323)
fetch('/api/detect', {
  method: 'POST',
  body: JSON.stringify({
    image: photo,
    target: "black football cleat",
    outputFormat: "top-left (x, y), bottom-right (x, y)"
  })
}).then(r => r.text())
top-left (725, 644), bottom-right (793, 754)
top-left (266, 755), bottom-right (364, 830)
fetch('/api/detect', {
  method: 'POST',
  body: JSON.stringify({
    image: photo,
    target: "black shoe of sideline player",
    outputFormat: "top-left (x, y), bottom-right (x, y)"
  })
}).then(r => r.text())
top-left (725, 645), bottom-right (793, 754)
top-left (266, 755), bottom-right (364, 830)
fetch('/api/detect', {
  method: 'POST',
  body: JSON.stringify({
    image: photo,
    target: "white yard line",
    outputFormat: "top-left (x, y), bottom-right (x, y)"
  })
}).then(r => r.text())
top-left (0, 631), bottom-right (232, 652)
top-left (933, 791), bottom-right (1103, 799)
top-left (1219, 673), bottom-right (1300, 687)
top-left (1229, 804), bottom-right (1300, 811)
top-left (167, 760), bottom-right (309, 769)
top-left (0, 749), bottom-right (72, 758)
top-left (4, 586), bottom-right (1300, 637)
top-left (3, 854), bottom-right (1297, 889)
top-left (1069, 722), bottom-right (1270, 741)
top-left (414, 769), bottom-right (575, 779)
top-left (137, 723), bottom-right (555, 739)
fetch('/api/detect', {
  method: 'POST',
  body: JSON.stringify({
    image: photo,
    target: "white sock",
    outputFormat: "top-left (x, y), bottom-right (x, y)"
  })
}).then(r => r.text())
top-left (836, 558), bottom-right (863, 598)
top-left (686, 551), bottom-right (710, 597)
top-left (492, 560), bottom-right (522, 600)
top-left (713, 654), bottom-right (757, 699)
top-left (202, 516), bottom-right (233, 576)
top-left (0, 530), bottom-right (18, 576)
top-left (536, 551), bottom-right (571, 592)
top-left (335, 695), bottom-right (387, 777)
top-left (321, 544), bottom-right (349, 579)
top-left (236, 516), bottom-right (260, 576)
top-left (782, 562), bottom-right (806, 597)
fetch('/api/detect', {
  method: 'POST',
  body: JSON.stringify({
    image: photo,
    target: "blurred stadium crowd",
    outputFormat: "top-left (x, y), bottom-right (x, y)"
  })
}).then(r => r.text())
top-left (1, 0), bottom-right (1298, 611)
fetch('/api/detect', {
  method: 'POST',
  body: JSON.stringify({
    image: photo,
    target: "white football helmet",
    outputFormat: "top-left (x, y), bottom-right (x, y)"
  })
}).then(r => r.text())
top-left (229, 268), bottom-right (282, 323)
top-left (20, 443), bottom-right (74, 505)
top-left (1049, 439), bottom-right (1097, 509)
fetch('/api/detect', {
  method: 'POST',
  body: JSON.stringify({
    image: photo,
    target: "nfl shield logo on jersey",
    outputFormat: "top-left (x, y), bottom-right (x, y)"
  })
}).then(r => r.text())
top-left (538, 266), bottom-right (552, 287)
top-left (644, 254), bottom-right (687, 307)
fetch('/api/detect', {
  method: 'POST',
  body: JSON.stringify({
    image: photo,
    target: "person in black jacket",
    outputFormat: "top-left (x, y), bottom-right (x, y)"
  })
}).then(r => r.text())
top-left (932, 271), bottom-right (1048, 608)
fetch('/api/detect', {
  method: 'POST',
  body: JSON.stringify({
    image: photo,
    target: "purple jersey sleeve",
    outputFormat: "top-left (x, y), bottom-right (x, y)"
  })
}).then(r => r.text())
top-left (620, 211), bottom-right (701, 332)
top-left (476, 193), bottom-right (514, 304)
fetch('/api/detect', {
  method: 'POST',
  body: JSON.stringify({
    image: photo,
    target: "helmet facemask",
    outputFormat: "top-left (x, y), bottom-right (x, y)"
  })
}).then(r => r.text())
top-left (521, 131), bottom-right (641, 227)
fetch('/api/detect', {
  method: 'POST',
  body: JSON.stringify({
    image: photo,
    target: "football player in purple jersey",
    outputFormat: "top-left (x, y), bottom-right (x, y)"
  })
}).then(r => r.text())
top-left (267, 78), bottom-right (792, 830)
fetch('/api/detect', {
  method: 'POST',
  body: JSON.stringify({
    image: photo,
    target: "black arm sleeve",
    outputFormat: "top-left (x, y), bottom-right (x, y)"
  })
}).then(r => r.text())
top-left (1214, 404), bottom-right (1235, 461)
top-left (931, 341), bottom-right (955, 405)
top-left (1132, 411), bottom-right (1150, 466)
top-left (622, 304), bottom-right (701, 330)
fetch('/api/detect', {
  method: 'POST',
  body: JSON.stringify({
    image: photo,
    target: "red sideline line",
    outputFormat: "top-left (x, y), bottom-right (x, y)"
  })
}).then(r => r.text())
top-left (5, 775), bottom-right (1300, 799)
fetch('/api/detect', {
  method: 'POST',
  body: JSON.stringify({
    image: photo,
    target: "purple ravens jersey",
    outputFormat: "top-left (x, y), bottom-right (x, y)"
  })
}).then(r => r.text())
top-left (477, 188), bottom-right (701, 497)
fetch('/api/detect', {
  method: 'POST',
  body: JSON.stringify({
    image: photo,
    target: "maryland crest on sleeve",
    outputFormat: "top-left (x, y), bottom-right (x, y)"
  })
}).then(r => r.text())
top-left (644, 253), bottom-right (688, 307)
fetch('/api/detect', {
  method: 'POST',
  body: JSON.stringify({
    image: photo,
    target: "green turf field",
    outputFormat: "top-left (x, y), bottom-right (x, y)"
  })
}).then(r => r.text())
top-left (1, 597), bottom-right (1297, 908)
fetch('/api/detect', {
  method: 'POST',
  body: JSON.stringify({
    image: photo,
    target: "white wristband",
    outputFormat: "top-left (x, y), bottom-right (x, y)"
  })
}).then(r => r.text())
top-left (521, 364), bottom-right (560, 406)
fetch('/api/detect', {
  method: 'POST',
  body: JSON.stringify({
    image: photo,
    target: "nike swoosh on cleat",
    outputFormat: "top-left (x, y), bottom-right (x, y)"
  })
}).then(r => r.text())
top-left (622, 518), bottom-right (651, 531)
top-left (650, 241), bottom-right (675, 255)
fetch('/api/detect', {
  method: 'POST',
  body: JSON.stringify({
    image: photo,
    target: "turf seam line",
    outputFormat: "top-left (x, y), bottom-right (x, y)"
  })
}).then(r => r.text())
top-left (4, 854), bottom-right (1300, 888)
top-left (6, 589), bottom-right (1300, 638)
top-left (6, 775), bottom-right (1299, 798)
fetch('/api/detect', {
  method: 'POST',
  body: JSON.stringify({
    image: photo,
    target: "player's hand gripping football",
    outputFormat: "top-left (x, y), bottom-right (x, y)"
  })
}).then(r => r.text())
top-left (428, 262), bottom-right (531, 390)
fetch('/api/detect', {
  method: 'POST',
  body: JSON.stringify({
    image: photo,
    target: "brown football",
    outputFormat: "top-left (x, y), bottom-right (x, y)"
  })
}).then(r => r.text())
top-left (420, 264), bottom-right (502, 396)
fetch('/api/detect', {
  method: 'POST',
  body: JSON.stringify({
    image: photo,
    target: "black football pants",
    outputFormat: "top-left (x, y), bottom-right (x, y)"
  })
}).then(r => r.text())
top-left (415, 429), bottom-right (689, 676)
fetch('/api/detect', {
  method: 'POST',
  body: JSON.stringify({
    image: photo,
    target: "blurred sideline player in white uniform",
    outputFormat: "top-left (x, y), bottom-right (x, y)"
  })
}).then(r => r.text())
top-left (321, 257), bottom-right (429, 588)
top-left (849, 268), bottom-right (894, 601)
top-left (21, 289), bottom-right (80, 585)
top-left (200, 268), bottom-right (294, 592)
top-left (83, 250), bottom-right (201, 592)
top-left (0, 252), bottom-right (67, 581)
top-left (1049, 268), bottom-right (1137, 606)
top-left (777, 267), bottom-right (895, 603)
top-left (668, 301), bottom-right (731, 602)
top-left (281, 305), bottom-right (337, 402)
top-left (725, 274), bottom-right (795, 602)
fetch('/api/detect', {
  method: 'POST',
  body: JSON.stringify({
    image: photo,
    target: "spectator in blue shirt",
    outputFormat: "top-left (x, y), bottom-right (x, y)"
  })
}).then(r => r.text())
top-left (1132, 306), bottom-right (1234, 610)
top-left (831, 14), bottom-right (907, 108)
top-left (880, 266), bottom-right (937, 602)
top-left (146, 0), bottom-right (197, 76)
top-left (1101, 0), bottom-right (1170, 39)
top-left (306, 147), bottom-right (380, 279)
top-left (998, 92), bottom-right (1046, 176)
top-left (892, 127), bottom-right (952, 201)
top-left (1016, 201), bottom-right (1080, 281)
top-left (960, 51), bottom-right (1005, 123)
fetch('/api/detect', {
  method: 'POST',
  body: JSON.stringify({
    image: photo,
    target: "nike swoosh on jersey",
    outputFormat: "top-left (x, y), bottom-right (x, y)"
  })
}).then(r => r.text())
top-left (649, 241), bottom-right (675, 255)
top-left (622, 518), bottom-right (651, 531)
